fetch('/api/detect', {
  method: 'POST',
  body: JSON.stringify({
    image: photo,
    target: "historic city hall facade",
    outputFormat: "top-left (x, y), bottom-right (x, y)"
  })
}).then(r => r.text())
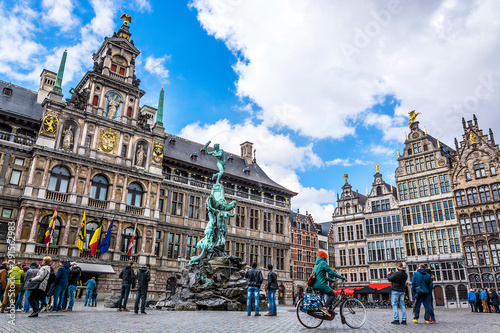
top-left (0, 20), bottom-right (296, 302)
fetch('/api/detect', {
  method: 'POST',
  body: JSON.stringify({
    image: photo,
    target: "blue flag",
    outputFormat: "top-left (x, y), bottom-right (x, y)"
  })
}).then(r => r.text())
top-left (99, 217), bottom-right (114, 254)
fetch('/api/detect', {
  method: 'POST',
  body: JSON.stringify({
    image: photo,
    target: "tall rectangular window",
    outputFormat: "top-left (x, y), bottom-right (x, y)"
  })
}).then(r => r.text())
top-left (236, 206), bottom-right (246, 227)
top-left (440, 175), bottom-right (451, 193)
top-left (338, 226), bottom-right (345, 241)
top-left (170, 192), bottom-right (184, 216)
top-left (340, 249), bottom-right (346, 266)
top-left (263, 212), bottom-right (272, 232)
top-left (357, 248), bottom-right (365, 265)
top-left (249, 244), bottom-right (259, 265)
top-left (9, 170), bottom-right (21, 185)
top-left (347, 225), bottom-right (354, 240)
top-left (263, 246), bottom-right (272, 267)
top-left (297, 267), bottom-right (304, 280)
top-left (188, 195), bottom-right (201, 219)
top-left (186, 235), bottom-right (198, 258)
top-left (167, 233), bottom-right (181, 259)
top-left (277, 249), bottom-right (284, 270)
top-left (235, 242), bottom-right (245, 259)
top-left (349, 248), bottom-right (356, 266)
top-left (249, 208), bottom-right (259, 230)
top-left (275, 214), bottom-right (284, 234)
top-left (356, 224), bottom-right (363, 239)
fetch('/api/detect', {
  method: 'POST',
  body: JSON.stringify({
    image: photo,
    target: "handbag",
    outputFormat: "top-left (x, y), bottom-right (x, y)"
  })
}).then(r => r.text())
top-left (307, 265), bottom-right (320, 287)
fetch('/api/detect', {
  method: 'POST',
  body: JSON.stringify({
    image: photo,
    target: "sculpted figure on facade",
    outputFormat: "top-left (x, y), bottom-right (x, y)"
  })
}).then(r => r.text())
top-left (108, 95), bottom-right (119, 119)
top-left (62, 125), bottom-right (73, 149)
top-left (136, 144), bottom-right (145, 166)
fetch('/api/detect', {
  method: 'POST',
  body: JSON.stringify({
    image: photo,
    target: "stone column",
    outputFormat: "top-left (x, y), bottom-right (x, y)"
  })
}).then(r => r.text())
top-left (140, 225), bottom-right (147, 254)
top-left (26, 155), bottom-right (38, 186)
top-left (41, 158), bottom-right (52, 188)
top-left (28, 208), bottom-right (41, 242)
top-left (121, 175), bottom-right (129, 203)
top-left (62, 213), bottom-right (72, 246)
top-left (0, 152), bottom-right (11, 184)
top-left (150, 226), bottom-right (157, 256)
top-left (145, 181), bottom-right (152, 207)
top-left (80, 122), bottom-right (88, 147)
top-left (83, 167), bottom-right (93, 195)
top-left (114, 221), bottom-right (123, 252)
top-left (155, 183), bottom-right (161, 209)
top-left (71, 165), bottom-right (81, 193)
top-left (14, 206), bottom-right (26, 240)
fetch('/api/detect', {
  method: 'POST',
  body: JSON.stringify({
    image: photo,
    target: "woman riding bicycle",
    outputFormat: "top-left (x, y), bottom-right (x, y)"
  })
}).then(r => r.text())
top-left (313, 251), bottom-right (346, 315)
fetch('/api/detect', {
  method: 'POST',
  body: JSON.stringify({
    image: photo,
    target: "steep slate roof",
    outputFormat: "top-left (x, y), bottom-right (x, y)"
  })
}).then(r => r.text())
top-left (289, 212), bottom-right (318, 231)
top-left (164, 135), bottom-right (296, 195)
top-left (0, 80), bottom-right (43, 120)
top-left (317, 222), bottom-right (331, 236)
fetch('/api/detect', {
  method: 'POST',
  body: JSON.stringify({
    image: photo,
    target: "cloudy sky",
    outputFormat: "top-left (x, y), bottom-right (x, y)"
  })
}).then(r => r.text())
top-left (1, 0), bottom-right (500, 222)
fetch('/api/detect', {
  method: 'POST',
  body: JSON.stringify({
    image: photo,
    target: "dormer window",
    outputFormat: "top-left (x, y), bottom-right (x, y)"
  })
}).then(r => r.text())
top-left (190, 152), bottom-right (198, 162)
top-left (227, 156), bottom-right (234, 164)
top-left (243, 167), bottom-right (250, 175)
top-left (169, 138), bottom-right (176, 146)
top-left (2, 87), bottom-right (12, 97)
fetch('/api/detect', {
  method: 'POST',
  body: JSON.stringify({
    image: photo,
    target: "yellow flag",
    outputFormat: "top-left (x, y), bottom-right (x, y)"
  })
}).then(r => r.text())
top-left (76, 211), bottom-right (86, 253)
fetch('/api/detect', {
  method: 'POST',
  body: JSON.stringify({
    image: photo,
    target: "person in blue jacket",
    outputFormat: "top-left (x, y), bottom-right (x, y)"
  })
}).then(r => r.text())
top-left (52, 260), bottom-right (70, 312)
top-left (468, 288), bottom-right (477, 312)
top-left (84, 277), bottom-right (97, 306)
top-left (411, 264), bottom-right (433, 323)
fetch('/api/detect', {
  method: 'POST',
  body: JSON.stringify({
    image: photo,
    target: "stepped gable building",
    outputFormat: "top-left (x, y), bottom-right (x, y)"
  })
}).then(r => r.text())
top-left (395, 119), bottom-right (468, 308)
top-left (331, 175), bottom-right (368, 287)
top-left (364, 165), bottom-right (404, 293)
top-left (450, 115), bottom-right (500, 291)
top-left (289, 210), bottom-right (319, 294)
top-left (2, 17), bottom-right (296, 303)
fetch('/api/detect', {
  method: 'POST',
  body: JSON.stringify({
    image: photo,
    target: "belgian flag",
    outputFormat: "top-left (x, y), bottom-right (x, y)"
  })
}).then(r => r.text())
top-left (89, 216), bottom-right (103, 256)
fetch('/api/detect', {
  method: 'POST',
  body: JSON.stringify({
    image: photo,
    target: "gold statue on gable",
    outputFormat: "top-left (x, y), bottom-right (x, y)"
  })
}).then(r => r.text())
top-left (408, 110), bottom-right (421, 126)
top-left (375, 163), bottom-right (379, 173)
top-left (343, 173), bottom-right (348, 183)
top-left (469, 131), bottom-right (476, 144)
top-left (120, 13), bottom-right (132, 25)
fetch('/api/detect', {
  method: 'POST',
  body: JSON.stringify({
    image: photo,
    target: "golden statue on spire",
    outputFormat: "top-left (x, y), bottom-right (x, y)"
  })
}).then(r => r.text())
top-left (120, 13), bottom-right (132, 25)
top-left (375, 163), bottom-right (379, 173)
top-left (343, 173), bottom-right (348, 183)
top-left (408, 110), bottom-right (421, 126)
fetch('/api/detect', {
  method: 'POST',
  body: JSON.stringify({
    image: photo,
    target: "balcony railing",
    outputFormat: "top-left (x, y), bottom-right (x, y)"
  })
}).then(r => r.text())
top-left (46, 190), bottom-right (69, 202)
top-left (35, 245), bottom-right (59, 256)
top-left (126, 205), bottom-right (144, 215)
top-left (120, 254), bottom-right (138, 262)
top-left (88, 197), bottom-right (109, 209)
top-left (0, 130), bottom-right (35, 146)
top-left (80, 249), bottom-right (101, 259)
top-left (109, 72), bottom-right (125, 82)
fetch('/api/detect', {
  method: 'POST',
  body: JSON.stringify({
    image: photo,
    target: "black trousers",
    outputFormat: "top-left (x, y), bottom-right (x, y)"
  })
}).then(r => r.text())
top-left (28, 289), bottom-right (43, 313)
top-left (325, 290), bottom-right (336, 308)
top-left (134, 288), bottom-right (147, 313)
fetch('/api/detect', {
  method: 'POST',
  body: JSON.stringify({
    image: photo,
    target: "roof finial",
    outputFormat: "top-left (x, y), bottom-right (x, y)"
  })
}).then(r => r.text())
top-left (343, 173), bottom-right (348, 183)
top-left (156, 86), bottom-right (164, 126)
top-left (397, 149), bottom-right (400, 158)
top-left (375, 163), bottom-right (379, 174)
top-left (52, 48), bottom-right (67, 95)
top-left (120, 13), bottom-right (132, 25)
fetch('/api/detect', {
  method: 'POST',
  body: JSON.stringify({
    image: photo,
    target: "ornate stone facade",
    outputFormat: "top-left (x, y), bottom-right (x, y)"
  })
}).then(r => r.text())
top-left (450, 115), bottom-right (500, 291)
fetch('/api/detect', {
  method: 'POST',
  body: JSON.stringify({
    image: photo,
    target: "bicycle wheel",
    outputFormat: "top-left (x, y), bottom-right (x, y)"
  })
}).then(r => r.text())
top-left (340, 298), bottom-right (366, 329)
top-left (296, 299), bottom-right (324, 329)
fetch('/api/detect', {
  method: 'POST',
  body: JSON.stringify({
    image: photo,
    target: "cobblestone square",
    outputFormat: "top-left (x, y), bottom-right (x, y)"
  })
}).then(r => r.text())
top-left (2, 303), bottom-right (500, 333)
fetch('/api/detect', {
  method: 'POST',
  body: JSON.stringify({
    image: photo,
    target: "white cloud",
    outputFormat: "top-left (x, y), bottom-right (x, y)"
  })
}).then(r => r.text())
top-left (190, 0), bottom-right (500, 145)
top-left (144, 55), bottom-right (170, 81)
top-left (42, 0), bottom-right (78, 32)
top-left (370, 144), bottom-right (394, 156)
top-left (133, 0), bottom-right (152, 13)
top-left (326, 158), bottom-right (368, 167)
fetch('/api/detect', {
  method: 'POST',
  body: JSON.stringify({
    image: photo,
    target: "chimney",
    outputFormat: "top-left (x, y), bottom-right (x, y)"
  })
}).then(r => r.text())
top-left (38, 69), bottom-right (57, 103)
top-left (240, 141), bottom-right (253, 165)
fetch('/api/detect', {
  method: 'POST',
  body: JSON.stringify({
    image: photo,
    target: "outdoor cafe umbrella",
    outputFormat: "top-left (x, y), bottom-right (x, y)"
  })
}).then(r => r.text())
top-left (354, 286), bottom-right (376, 295)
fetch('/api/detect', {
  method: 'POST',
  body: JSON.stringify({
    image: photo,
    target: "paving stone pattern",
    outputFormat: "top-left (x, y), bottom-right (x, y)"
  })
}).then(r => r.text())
top-left (1, 303), bottom-right (500, 333)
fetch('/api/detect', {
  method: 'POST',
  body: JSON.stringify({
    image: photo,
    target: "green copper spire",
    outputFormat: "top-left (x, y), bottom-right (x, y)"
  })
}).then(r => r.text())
top-left (53, 48), bottom-right (67, 94)
top-left (156, 85), bottom-right (164, 125)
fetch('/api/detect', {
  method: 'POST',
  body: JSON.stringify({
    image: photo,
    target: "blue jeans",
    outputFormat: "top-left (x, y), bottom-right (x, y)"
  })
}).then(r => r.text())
top-left (391, 291), bottom-right (406, 321)
top-left (267, 289), bottom-right (277, 315)
top-left (84, 289), bottom-right (93, 306)
top-left (413, 293), bottom-right (432, 321)
top-left (15, 290), bottom-right (25, 309)
top-left (247, 286), bottom-right (260, 314)
top-left (52, 285), bottom-right (66, 311)
top-left (118, 284), bottom-right (131, 309)
top-left (23, 290), bottom-right (31, 312)
top-left (68, 285), bottom-right (77, 309)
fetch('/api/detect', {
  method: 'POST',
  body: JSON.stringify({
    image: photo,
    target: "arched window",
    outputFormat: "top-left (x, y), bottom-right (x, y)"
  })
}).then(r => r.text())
top-left (84, 222), bottom-right (98, 249)
top-left (471, 213), bottom-right (484, 234)
top-left (126, 182), bottom-right (143, 207)
top-left (459, 215), bottom-right (472, 235)
top-left (92, 95), bottom-right (99, 106)
top-left (445, 285), bottom-right (456, 301)
top-left (127, 106), bottom-right (132, 117)
top-left (467, 188), bottom-right (479, 204)
top-left (482, 273), bottom-right (495, 289)
top-left (90, 175), bottom-right (109, 201)
top-left (490, 240), bottom-right (500, 265)
top-left (476, 241), bottom-right (490, 266)
top-left (48, 166), bottom-right (71, 192)
top-left (121, 227), bottom-right (138, 254)
top-left (457, 284), bottom-right (468, 301)
top-left (479, 185), bottom-right (491, 202)
top-left (464, 242), bottom-right (477, 266)
top-left (346, 203), bottom-right (351, 214)
top-left (36, 215), bottom-right (62, 244)
top-left (484, 211), bottom-right (497, 233)
top-left (469, 274), bottom-right (480, 288)
top-left (455, 190), bottom-right (466, 206)
top-left (376, 186), bottom-right (382, 196)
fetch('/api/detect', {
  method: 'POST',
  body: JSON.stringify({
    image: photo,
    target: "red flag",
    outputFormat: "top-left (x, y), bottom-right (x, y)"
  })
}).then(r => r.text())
top-left (45, 205), bottom-right (59, 249)
top-left (127, 220), bottom-right (137, 256)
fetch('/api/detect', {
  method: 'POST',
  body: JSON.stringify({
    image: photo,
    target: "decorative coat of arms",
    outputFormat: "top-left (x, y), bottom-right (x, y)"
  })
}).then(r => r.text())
top-left (152, 142), bottom-right (164, 164)
top-left (99, 129), bottom-right (117, 153)
top-left (41, 114), bottom-right (59, 137)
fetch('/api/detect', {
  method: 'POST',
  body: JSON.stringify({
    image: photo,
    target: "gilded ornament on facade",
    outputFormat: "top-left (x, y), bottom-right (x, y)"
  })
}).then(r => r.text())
top-left (41, 114), bottom-right (59, 136)
top-left (152, 142), bottom-right (164, 164)
top-left (469, 131), bottom-right (476, 144)
top-left (99, 129), bottom-right (117, 153)
top-left (408, 110), bottom-right (421, 126)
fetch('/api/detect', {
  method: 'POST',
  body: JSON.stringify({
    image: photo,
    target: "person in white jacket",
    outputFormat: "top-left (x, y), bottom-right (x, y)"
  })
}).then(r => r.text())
top-left (27, 256), bottom-right (52, 318)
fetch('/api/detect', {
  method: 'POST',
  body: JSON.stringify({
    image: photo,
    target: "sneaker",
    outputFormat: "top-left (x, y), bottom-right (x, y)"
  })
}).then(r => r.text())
top-left (123, 308), bottom-right (130, 312)
top-left (391, 320), bottom-right (400, 325)
top-left (264, 313), bottom-right (273, 316)
top-left (255, 313), bottom-right (261, 316)
top-left (141, 312), bottom-right (147, 314)
top-left (425, 320), bottom-right (430, 324)
top-left (412, 319), bottom-right (418, 323)
top-left (134, 311), bottom-right (138, 314)
top-left (401, 320), bottom-right (407, 325)
top-left (247, 313), bottom-right (251, 316)
top-left (28, 312), bottom-right (38, 318)
top-left (429, 319), bottom-right (436, 323)
top-left (117, 308), bottom-right (122, 312)
top-left (321, 307), bottom-right (330, 316)
top-left (62, 309), bottom-right (72, 312)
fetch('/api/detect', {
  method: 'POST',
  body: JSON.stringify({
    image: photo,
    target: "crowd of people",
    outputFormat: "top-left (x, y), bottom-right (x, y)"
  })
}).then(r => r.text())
top-left (468, 287), bottom-right (500, 313)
